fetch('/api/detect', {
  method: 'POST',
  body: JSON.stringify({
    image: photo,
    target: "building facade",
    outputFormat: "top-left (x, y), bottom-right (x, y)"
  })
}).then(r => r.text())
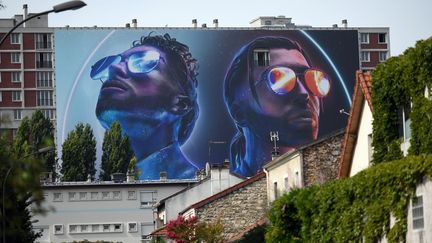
top-left (0, 6), bottom-right (55, 139)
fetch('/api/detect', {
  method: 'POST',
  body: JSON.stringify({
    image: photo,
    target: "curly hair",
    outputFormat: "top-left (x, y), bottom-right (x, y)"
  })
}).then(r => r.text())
top-left (133, 33), bottom-right (199, 145)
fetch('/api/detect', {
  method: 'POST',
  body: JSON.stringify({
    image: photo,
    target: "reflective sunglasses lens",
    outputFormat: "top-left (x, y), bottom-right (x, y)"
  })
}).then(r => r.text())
top-left (128, 50), bottom-right (160, 74)
top-left (304, 69), bottom-right (330, 97)
top-left (267, 67), bottom-right (296, 94)
top-left (90, 55), bottom-right (121, 81)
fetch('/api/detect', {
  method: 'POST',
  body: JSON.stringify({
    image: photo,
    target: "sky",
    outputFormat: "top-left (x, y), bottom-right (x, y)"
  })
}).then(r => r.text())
top-left (1, 0), bottom-right (431, 56)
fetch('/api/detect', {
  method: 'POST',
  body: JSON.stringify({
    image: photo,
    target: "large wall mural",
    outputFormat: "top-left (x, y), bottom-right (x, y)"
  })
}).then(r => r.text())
top-left (55, 29), bottom-right (359, 179)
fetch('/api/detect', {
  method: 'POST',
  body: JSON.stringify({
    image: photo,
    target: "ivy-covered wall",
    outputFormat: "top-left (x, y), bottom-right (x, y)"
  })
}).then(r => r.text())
top-left (266, 155), bottom-right (432, 243)
top-left (372, 39), bottom-right (432, 164)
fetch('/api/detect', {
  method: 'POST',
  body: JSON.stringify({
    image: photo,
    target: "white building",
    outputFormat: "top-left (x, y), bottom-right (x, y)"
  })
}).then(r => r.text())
top-left (33, 179), bottom-right (198, 243)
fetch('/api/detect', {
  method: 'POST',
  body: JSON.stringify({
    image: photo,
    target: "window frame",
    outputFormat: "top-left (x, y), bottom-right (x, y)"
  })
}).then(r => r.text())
top-left (11, 52), bottom-right (21, 63)
top-left (13, 109), bottom-right (22, 120)
top-left (360, 33), bottom-right (369, 44)
top-left (360, 51), bottom-right (370, 62)
top-left (11, 71), bottom-right (21, 83)
top-left (379, 51), bottom-right (388, 62)
top-left (378, 33), bottom-right (387, 43)
top-left (253, 49), bottom-right (270, 67)
top-left (412, 195), bottom-right (424, 230)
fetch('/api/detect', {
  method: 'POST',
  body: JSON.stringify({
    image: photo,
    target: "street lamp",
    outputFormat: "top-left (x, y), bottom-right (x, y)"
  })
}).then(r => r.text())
top-left (2, 146), bottom-right (55, 243)
top-left (0, 0), bottom-right (86, 46)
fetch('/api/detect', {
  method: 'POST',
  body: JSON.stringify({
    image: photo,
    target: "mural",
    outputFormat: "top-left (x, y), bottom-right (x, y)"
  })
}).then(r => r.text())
top-left (55, 29), bottom-right (359, 179)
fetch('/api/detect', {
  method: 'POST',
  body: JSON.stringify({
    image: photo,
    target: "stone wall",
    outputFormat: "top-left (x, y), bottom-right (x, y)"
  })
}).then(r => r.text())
top-left (302, 132), bottom-right (344, 187)
top-left (195, 175), bottom-right (267, 240)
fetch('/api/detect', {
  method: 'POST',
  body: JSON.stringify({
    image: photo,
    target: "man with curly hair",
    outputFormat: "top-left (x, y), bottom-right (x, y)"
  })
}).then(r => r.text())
top-left (91, 34), bottom-right (199, 179)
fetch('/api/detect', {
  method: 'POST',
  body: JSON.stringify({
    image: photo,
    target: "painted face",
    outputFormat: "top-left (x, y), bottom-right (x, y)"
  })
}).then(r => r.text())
top-left (245, 48), bottom-right (324, 145)
top-left (94, 45), bottom-right (185, 128)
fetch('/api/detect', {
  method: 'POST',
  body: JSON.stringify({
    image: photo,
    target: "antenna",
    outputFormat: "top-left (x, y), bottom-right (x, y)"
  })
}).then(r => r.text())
top-left (270, 131), bottom-right (280, 157)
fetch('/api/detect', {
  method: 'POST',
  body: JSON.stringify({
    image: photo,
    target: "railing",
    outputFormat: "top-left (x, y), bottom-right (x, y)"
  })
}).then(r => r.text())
top-left (36, 41), bottom-right (52, 49)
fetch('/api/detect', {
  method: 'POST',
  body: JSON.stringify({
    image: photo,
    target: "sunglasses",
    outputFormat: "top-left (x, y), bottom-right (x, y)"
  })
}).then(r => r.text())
top-left (258, 66), bottom-right (331, 97)
top-left (90, 50), bottom-right (163, 82)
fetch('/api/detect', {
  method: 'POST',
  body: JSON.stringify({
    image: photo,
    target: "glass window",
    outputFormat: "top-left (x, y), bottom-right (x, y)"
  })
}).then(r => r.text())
top-left (69, 225), bottom-right (77, 233)
top-left (11, 33), bottom-right (20, 44)
top-left (79, 192), bottom-right (87, 200)
top-left (13, 109), bottom-right (22, 120)
top-left (11, 72), bottom-right (21, 82)
top-left (273, 182), bottom-right (278, 199)
top-left (69, 192), bottom-right (76, 201)
top-left (360, 33), bottom-right (369, 43)
top-left (53, 193), bottom-right (63, 202)
top-left (11, 53), bottom-right (21, 63)
top-left (140, 191), bottom-right (157, 207)
top-left (91, 224), bottom-right (99, 232)
top-left (113, 191), bottom-right (121, 200)
top-left (128, 191), bottom-right (136, 200)
top-left (379, 51), bottom-right (387, 62)
top-left (41, 109), bottom-right (55, 120)
top-left (81, 225), bottom-right (88, 232)
top-left (36, 72), bottom-right (53, 87)
top-left (103, 224), bottom-right (110, 232)
top-left (54, 224), bottom-right (63, 235)
top-left (37, 90), bottom-right (53, 106)
top-left (412, 196), bottom-right (424, 230)
top-left (36, 52), bottom-right (53, 68)
top-left (264, 20), bottom-right (272, 25)
top-left (114, 224), bottom-right (122, 232)
top-left (128, 222), bottom-right (137, 232)
top-left (102, 191), bottom-right (110, 200)
top-left (378, 33), bottom-right (387, 43)
top-left (90, 192), bottom-right (99, 200)
top-left (35, 33), bottom-right (52, 49)
top-left (0, 91), bottom-right (2, 102)
top-left (253, 49), bottom-right (270, 66)
top-left (360, 51), bottom-right (370, 62)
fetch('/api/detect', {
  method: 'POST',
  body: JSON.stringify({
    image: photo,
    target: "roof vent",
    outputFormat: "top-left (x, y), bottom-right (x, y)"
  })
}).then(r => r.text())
top-left (111, 173), bottom-right (126, 183)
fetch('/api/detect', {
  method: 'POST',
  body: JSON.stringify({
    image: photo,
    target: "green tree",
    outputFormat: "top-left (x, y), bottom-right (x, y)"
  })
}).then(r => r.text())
top-left (0, 133), bottom-right (45, 242)
top-left (100, 121), bottom-right (133, 181)
top-left (61, 123), bottom-right (96, 181)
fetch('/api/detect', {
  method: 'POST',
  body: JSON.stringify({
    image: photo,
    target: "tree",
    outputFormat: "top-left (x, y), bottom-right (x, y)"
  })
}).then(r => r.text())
top-left (12, 110), bottom-right (56, 177)
top-left (100, 121), bottom-right (134, 181)
top-left (0, 133), bottom-right (45, 242)
top-left (166, 215), bottom-right (224, 243)
top-left (61, 123), bottom-right (96, 181)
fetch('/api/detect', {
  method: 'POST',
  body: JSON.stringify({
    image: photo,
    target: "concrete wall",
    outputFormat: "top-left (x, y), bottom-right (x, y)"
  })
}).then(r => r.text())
top-left (194, 176), bottom-right (267, 240)
top-left (33, 182), bottom-right (190, 243)
top-left (350, 103), bottom-right (373, 176)
top-left (406, 178), bottom-right (432, 243)
top-left (164, 167), bottom-right (243, 221)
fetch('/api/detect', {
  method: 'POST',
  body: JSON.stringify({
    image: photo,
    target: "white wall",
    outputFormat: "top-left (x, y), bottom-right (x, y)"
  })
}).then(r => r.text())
top-left (266, 152), bottom-right (302, 203)
top-left (33, 182), bottom-right (190, 243)
top-left (350, 103), bottom-right (373, 176)
top-left (406, 179), bottom-right (432, 243)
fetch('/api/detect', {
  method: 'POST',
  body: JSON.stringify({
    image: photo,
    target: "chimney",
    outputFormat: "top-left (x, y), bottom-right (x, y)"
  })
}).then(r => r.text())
top-left (65, 25), bottom-right (70, 28)
top-left (213, 19), bottom-right (219, 28)
top-left (86, 174), bottom-right (92, 183)
top-left (201, 23), bottom-right (207, 28)
top-left (132, 19), bottom-right (137, 28)
top-left (160, 171), bottom-right (167, 181)
top-left (192, 19), bottom-right (197, 28)
top-left (332, 24), bottom-right (338, 28)
top-left (342, 19), bottom-right (348, 28)
top-left (23, 4), bottom-right (28, 27)
top-left (126, 170), bottom-right (135, 182)
top-left (126, 23), bottom-right (131, 28)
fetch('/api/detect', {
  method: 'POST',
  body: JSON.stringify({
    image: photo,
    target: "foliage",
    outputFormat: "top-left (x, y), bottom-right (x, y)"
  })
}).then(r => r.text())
top-left (100, 121), bottom-right (134, 181)
top-left (0, 133), bottom-right (45, 242)
top-left (266, 155), bottom-right (432, 243)
top-left (61, 123), bottom-right (96, 181)
top-left (236, 224), bottom-right (267, 243)
top-left (372, 38), bottom-right (432, 163)
top-left (128, 156), bottom-right (140, 179)
top-left (166, 215), bottom-right (224, 243)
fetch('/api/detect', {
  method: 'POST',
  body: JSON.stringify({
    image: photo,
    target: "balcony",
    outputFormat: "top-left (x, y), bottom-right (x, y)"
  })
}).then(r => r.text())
top-left (36, 61), bottom-right (52, 68)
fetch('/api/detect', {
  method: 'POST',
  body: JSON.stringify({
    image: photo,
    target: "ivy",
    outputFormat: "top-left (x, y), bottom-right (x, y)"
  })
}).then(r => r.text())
top-left (372, 38), bottom-right (432, 163)
top-left (266, 155), bottom-right (432, 243)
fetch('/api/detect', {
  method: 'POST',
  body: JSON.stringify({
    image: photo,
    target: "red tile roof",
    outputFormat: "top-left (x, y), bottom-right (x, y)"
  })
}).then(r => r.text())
top-left (150, 225), bottom-right (167, 236)
top-left (338, 71), bottom-right (373, 178)
top-left (180, 172), bottom-right (266, 214)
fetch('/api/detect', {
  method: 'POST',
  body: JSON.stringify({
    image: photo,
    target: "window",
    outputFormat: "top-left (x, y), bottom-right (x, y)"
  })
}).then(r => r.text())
top-left (378, 33), bottom-right (387, 43)
top-left (41, 109), bottom-right (55, 120)
top-left (412, 196), bottom-right (424, 230)
top-left (81, 225), bottom-right (88, 232)
top-left (11, 72), bottom-right (21, 82)
top-left (69, 225), bottom-right (77, 233)
top-left (11, 53), bottom-right (21, 63)
top-left (0, 92), bottom-right (2, 102)
top-left (69, 192), bottom-right (77, 201)
top-left (53, 193), bottom-right (63, 202)
top-left (360, 51), bottom-right (370, 62)
top-left (13, 110), bottom-right (22, 120)
top-left (11, 33), bottom-right (20, 44)
top-left (141, 223), bottom-right (154, 238)
top-left (91, 192), bottom-right (99, 200)
top-left (284, 177), bottom-right (289, 192)
top-left (253, 49), bottom-right (270, 66)
top-left (54, 224), bottom-right (63, 235)
top-left (102, 191), bottom-right (110, 200)
top-left (127, 191), bottom-right (136, 200)
top-left (113, 224), bottom-right (122, 232)
top-left (12, 91), bottom-right (22, 102)
top-left (79, 192), bottom-right (87, 200)
top-left (35, 33), bottom-right (52, 49)
top-left (360, 33), bottom-right (369, 43)
top-left (113, 191), bottom-right (121, 200)
top-left (273, 182), bottom-right (278, 199)
top-left (128, 222), bottom-right (138, 232)
top-left (264, 20), bottom-right (272, 25)
top-left (103, 224), bottom-right (110, 232)
top-left (37, 90), bottom-right (53, 106)
top-left (36, 52), bottom-right (52, 68)
top-left (36, 72), bottom-right (53, 87)
top-left (91, 225), bottom-right (99, 232)
top-left (368, 134), bottom-right (373, 163)
top-left (379, 51), bottom-right (387, 62)
top-left (140, 191), bottom-right (157, 207)
top-left (398, 104), bottom-right (411, 141)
